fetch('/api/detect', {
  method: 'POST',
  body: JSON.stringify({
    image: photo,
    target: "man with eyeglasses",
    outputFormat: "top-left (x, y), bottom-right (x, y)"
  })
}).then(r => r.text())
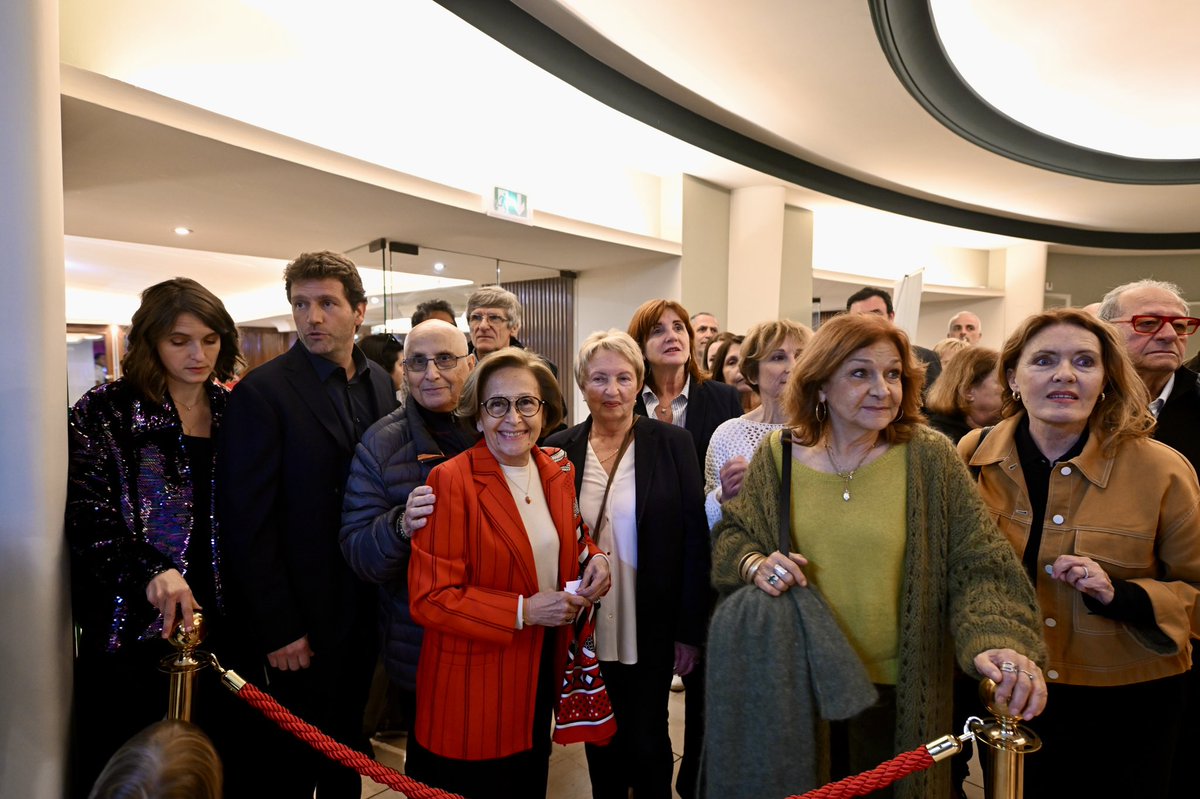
top-left (465, 286), bottom-right (559, 377)
top-left (340, 319), bottom-right (479, 740)
top-left (1098, 279), bottom-right (1200, 799)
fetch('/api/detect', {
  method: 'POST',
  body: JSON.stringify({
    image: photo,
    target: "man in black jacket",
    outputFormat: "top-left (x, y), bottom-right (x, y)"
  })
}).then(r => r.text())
top-left (218, 252), bottom-right (396, 798)
top-left (339, 320), bottom-right (477, 733)
top-left (1099, 278), bottom-right (1200, 799)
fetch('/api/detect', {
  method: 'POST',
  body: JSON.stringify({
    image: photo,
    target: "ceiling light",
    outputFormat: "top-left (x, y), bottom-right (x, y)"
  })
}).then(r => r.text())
top-left (433, 262), bottom-right (445, 272)
top-left (173, 226), bottom-right (193, 236)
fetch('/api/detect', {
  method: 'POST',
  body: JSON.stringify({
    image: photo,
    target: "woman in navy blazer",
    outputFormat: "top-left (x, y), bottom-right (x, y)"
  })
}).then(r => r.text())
top-left (626, 300), bottom-right (741, 798)
top-left (545, 330), bottom-right (710, 799)
top-left (627, 300), bottom-right (744, 476)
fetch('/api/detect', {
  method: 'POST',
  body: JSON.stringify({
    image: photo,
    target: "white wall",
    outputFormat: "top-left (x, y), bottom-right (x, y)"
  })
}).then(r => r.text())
top-left (572, 258), bottom-right (681, 420)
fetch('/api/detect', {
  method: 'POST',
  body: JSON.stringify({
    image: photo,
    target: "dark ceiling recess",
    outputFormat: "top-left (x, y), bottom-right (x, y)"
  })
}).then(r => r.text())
top-left (433, 0), bottom-right (1200, 249)
top-left (870, 0), bottom-right (1200, 186)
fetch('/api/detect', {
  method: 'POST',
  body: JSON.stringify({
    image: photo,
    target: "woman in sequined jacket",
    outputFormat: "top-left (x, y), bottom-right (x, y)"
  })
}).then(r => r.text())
top-left (65, 278), bottom-right (245, 798)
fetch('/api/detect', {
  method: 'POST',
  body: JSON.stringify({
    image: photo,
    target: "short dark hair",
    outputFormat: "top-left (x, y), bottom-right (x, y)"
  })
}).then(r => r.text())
top-left (412, 298), bottom-right (457, 326)
top-left (283, 251), bottom-right (367, 308)
top-left (122, 278), bottom-right (243, 404)
top-left (845, 286), bottom-right (894, 315)
top-left (456, 347), bottom-right (564, 431)
top-left (358, 333), bottom-right (402, 375)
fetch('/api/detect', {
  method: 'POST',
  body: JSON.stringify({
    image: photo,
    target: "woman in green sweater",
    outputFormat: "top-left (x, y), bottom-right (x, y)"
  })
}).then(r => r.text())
top-left (711, 313), bottom-right (1047, 799)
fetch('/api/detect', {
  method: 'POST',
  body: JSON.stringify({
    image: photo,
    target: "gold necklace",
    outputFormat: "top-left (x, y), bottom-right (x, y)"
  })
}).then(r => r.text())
top-left (824, 440), bottom-right (879, 502)
top-left (502, 462), bottom-right (533, 504)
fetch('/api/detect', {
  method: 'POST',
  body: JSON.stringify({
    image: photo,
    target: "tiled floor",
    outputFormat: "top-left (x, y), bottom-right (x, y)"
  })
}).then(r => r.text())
top-left (358, 688), bottom-right (985, 799)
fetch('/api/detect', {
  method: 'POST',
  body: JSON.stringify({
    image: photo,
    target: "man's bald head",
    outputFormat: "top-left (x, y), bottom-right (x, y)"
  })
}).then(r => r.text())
top-left (403, 320), bottom-right (473, 412)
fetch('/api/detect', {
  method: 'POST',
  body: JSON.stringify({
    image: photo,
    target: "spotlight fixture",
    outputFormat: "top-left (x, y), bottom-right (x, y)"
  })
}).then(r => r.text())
top-left (173, 227), bottom-right (193, 236)
top-left (433, 262), bottom-right (445, 272)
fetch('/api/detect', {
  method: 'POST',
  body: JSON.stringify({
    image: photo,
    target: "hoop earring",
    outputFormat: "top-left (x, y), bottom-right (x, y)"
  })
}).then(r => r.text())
top-left (894, 408), bottom-right (905, 422)
top-left (1012, 389), bottom-right (1022, 402)
top-left (1100, 391), bottom-right (1106, 402)
top-left (815, 401), bottom-right (827, 422)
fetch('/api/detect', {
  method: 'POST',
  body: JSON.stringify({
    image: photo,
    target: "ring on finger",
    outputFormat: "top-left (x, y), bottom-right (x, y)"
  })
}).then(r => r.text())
top-left (1000, 661), bottom-right (1017, 673)
top-left (1020, 670), bottom-right (1036, 681)
top-left (773, 564), bottom-right (789, 580)
top-left (1083, 566), bottom-right (1090, 579)
top-left (766, 574), bottom-right (781, 587)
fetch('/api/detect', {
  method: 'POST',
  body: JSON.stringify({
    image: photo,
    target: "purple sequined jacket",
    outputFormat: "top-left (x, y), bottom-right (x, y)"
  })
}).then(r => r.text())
top-left (66, 378), bottom-right (227, 654)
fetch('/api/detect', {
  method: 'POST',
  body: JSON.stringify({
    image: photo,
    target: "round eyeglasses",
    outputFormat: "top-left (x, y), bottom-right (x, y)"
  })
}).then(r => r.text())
top-left (481, 395), bottom-right (545, 418)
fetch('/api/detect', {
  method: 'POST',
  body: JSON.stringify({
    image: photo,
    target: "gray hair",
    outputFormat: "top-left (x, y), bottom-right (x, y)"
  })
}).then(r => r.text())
top-left (466, 286), bottom-right (522, 333)
top-left (573, 329), bottom-right (645, 390)
top-left (1097, 279), bottom-right (1187, 321)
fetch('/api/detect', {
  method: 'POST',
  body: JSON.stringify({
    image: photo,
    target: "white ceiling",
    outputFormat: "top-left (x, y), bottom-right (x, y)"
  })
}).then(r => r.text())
top-left (56, 0), bottom-right (1200, 326)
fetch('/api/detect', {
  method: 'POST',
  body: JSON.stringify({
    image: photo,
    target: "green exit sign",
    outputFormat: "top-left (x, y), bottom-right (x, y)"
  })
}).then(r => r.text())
top-left (489, 187), bottom-right (532, 223)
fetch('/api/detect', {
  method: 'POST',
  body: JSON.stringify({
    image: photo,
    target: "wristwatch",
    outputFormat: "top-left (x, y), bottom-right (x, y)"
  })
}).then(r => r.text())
top-left (395, 511), bottom-right (411, 541)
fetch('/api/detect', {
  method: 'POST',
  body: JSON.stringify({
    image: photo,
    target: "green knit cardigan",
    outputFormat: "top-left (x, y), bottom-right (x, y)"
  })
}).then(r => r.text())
top-left (711, 425), bottom-right (1047, 799)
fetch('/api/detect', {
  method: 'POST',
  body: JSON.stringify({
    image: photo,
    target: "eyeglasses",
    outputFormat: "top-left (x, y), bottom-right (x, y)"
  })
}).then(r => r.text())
top-left (402, 353), bottom-right (470, 372)
top-left (468, 312), bottom-right (509, 327)
top-left (481, 395), bottom-right (545, 418)
top-left (1113, 315), bottom-right (1200, 336)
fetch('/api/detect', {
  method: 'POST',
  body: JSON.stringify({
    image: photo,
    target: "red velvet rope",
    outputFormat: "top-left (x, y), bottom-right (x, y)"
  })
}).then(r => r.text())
top-left (235, 683), bottom-right (462, 799)
top-left (787, 745), bottom-right (934, 799)
top-left (237, 677), bottom-right (934, 799)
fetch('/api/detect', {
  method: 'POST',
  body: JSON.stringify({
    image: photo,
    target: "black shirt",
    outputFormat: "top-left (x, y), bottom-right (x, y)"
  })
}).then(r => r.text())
top-left (305, 345), bottom-right (380, 444)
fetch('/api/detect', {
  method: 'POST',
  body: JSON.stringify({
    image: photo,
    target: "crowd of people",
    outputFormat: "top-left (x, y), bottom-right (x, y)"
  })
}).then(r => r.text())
top-left (65, 252), bottom-right (1200, 799)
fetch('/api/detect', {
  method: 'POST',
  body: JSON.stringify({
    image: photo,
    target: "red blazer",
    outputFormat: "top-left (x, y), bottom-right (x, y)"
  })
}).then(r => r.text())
top-left (408, 441), bottom-right (601, 760)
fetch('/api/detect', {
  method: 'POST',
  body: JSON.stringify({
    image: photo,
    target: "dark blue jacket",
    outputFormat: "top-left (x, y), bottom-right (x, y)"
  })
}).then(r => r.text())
top-left (339, 398), bottom-right (476, 689)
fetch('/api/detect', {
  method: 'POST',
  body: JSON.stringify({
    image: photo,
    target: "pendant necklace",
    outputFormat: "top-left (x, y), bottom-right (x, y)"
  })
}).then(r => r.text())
top-left (503, 461), bottom-right (533, 504)
top-left (824, 440), bottom-right (879, 501)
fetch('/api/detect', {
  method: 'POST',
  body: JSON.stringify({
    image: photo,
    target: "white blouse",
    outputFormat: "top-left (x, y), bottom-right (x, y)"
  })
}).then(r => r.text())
top-left (703, 416), bottom-right (786, 528)
top-left (578, 440), bottom-right (639, 664)
top-left (500, 460), bottom-right (559, 593)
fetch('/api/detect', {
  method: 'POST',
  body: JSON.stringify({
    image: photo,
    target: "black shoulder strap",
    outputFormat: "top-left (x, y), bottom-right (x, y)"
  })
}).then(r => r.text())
top-left (968, 425), bottom-right (993, 479)
top-left (778, 429), bottom-right (793, 553)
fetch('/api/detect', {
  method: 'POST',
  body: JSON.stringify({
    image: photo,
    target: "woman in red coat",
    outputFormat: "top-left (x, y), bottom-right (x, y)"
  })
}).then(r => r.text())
top-left (407, 347), bottom-right (611, 799)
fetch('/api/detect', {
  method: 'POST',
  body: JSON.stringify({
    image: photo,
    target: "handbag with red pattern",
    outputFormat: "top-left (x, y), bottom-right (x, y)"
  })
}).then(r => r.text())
top-left (552, 603), bottom-right (617, 745)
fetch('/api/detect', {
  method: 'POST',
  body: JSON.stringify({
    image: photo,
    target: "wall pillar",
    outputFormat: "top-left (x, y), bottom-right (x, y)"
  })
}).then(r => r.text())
top-left (995, 243), bottom-right (1049, 336)
top-left (0, 0), bottom-right (71, 797)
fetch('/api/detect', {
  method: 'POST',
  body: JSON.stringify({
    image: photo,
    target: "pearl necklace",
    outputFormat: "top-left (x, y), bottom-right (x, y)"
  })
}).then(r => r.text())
top-left (824, 441), bottom-right (880, 502)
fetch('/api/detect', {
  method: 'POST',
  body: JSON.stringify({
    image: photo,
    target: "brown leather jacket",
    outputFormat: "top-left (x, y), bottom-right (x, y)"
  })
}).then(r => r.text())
top-left (961, 415), bottom-right (1200, 687)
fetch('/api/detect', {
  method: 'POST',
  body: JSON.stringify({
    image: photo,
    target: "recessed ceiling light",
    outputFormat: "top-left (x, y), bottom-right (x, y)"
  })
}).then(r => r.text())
top-left (173, 227), bottom-right (193, 236)
top-left (433, 262), bottom-right (445, 272)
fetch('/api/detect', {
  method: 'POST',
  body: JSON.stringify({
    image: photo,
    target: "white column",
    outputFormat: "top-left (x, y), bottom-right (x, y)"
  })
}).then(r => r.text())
top-left (726, 186), bottom-right (786, 331)
top-left (680, 175), bottom-right (730, 321)
top-left (996, 243), bottom-right (1049, 337)
top-left (0, 1), bottom-right (70, 797)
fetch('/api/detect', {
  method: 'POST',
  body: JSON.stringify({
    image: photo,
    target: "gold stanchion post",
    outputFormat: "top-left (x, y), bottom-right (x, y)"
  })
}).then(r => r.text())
top-left (970, 678), bottom-right (1041, 799)
top-left (159, 611), bottom-right (209, 722)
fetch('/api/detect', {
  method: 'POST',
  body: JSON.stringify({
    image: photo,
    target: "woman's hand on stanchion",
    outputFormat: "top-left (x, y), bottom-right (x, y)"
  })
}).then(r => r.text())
top-left (674, 641), bottom-right (700, 677)
top-left (146, 568), bottom-right (201, 638)
top-left (753, 551), bottom-right (808, 596)
top-left (577, 554), bottom-right (611, 601)
top-left (974, 648), bottom-right (1046, 721)
top-left (524, 591), bottom-right (590, 627)
top-left (1049, 554), bottom-right (1114, 605)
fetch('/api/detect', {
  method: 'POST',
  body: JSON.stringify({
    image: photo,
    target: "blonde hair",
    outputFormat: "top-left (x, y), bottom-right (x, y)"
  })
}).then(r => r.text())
top-left (89, 720), bottom-right (221, 799)
top-left (786, 313), bottom-right (926, 446)
top-left (999, 308), bottom-right (1154, 454)
top-left (573, 330), bottom-right (644, 390)
top-left (931, 337), bottom-right (969, 364)
top-left (739, 319), bottom-right (813, 389)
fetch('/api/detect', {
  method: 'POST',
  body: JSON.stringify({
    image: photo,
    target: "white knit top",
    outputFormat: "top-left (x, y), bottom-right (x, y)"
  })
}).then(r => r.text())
top-left (704, 416), bottom-right (786, 528)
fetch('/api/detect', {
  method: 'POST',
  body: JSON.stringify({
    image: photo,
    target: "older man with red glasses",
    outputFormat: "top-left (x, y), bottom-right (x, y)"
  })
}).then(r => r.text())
top-left (1098, 278), bottom-right (1200, 799)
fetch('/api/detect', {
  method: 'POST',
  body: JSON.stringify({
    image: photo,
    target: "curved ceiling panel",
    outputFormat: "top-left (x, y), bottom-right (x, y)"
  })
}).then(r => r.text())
top-left (872, 0), bottom-right (1200, 185)
top-left (437, 0), bottom-right (1200, 249)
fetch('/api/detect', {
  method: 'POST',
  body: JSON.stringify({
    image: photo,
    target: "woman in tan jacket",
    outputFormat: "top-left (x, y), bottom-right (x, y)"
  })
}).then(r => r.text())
top-left (961, 308), bottom-right (1200, 798)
